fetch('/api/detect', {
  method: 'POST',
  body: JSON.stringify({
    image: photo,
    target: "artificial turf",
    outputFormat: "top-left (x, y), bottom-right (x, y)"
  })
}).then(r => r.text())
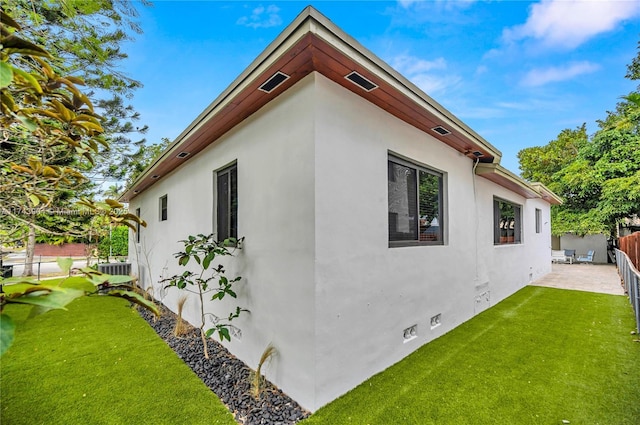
top-left (2, 282), bottom-right (638, 425)
top-left (0, 277), bottom-right (236, 425)
top-left (303, 286), bottom-right (640, 425)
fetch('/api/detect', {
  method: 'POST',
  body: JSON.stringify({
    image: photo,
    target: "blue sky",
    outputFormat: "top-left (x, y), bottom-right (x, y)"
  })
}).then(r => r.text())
top-left (121, 0), bottom-right (640, 175)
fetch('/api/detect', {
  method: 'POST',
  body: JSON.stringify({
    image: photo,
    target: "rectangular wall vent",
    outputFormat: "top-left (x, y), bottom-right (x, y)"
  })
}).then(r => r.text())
top-left (345, 71), bottom-right (378, 91)
top-left (259, 71), bottom-right (290, 93)
top-left (176, 152), bottom-right (190, 158)
top-left (432, 126), bottom-right (451, 136)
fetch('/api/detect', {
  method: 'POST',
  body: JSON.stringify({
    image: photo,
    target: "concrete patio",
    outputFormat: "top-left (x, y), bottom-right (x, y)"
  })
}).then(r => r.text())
top-left (531, 263), bottom-right (625, 295)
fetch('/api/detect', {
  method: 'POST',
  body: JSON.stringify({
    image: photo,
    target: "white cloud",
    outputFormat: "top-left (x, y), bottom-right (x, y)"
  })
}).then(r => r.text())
top-left (503, 0), bottom-right (640, 49)
top-left (521, 61), bottom-right (600, 86)
top-left (236, 5), bottom-right (282, 29)
top-left (475, 65), bottom-right (488, 75)
top-left (390, 54), bottom-right (459, 94)
top-left (391, 55), bottom-right (447, 74)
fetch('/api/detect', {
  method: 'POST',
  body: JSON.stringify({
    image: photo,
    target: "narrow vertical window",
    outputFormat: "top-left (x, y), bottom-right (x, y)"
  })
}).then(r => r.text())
top-left (388, 155), bottom-right (444, 246)
top-left (494, 198), bottom-right (522, 245)
top-left (159, 195), bottom-right (167, 221)
top-left (217, 164), bottom-right (237, 241)
top-left (535, 208), bottom-right (542, 234)
top-left (135, 207), bottom-right (141, 243)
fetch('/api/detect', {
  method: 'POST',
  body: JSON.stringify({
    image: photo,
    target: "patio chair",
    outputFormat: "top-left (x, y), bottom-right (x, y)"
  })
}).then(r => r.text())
top-left (564, 249), bottom-right (576, 264)
top-left (552, 250), bottom-right (569, 263)
top-left (576, 250), bottom-right (595, 264)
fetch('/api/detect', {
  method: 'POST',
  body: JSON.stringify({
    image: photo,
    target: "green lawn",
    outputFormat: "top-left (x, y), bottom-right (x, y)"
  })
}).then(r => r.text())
top-left (2, 283), bottom-right (638, 425)
top-left (304, 286), bottom-right (640, 424)
top-left (0, 278), bottom-right (236, 425)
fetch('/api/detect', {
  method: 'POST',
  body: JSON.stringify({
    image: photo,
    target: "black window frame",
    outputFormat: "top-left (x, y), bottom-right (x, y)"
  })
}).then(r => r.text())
top-left (388, 154), bottom-right (445, 247)
top-left (135, 207), bottom-right (141, 243)
top-left (493, 198), bottom-right (522, 245)
top-left (216, 163), bottom-right (237, 242)
top-left (159, 195), bottom-right (167, 222)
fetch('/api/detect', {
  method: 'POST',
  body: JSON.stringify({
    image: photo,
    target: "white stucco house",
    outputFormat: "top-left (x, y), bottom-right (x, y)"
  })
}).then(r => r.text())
top-left (122, 7), bottom-right (561, 412)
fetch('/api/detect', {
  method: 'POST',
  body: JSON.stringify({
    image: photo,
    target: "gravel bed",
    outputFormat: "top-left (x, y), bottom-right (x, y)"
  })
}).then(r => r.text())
top-left (138, 305), bottom-right (310, 425)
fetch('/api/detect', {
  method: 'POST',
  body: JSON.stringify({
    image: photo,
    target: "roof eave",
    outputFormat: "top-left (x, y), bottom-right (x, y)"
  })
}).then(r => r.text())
top-left (121, 6), bottom-right (503, 202)
top-left (530, 182), bottom-right (563, 205)
top-left (475, 163), bottom-right (542, 200)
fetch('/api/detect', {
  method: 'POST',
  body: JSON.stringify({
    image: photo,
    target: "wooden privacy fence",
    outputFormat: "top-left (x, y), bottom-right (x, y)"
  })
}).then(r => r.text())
top-left (619, 232), bottom-right (639, 270)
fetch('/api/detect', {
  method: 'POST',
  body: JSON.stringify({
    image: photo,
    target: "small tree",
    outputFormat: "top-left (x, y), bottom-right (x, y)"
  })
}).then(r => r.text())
top-left (162, 234), bottom-right (246, 359)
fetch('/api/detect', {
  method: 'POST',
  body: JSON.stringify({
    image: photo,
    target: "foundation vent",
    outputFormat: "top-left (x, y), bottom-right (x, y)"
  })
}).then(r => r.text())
top-left (403, 324), bottom-right (418, 343)
top-left (345, 71), bottom-right (378, 91)
top-left (430, 314), bottom-right (442, 329)
top-left (259, 71), bottom-right (290, 93)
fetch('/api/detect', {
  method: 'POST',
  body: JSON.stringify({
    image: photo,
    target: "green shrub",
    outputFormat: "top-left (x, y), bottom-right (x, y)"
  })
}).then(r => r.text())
top-left (97, 225), bottom-right (128, 259)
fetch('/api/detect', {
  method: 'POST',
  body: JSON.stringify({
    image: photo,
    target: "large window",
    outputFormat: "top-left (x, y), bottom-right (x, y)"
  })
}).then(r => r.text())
top-left (494, 198), bottom-right (521, 245)
top-left (217, 163), bottom-right (237, 241)
top-left (159, 195), bottom-right (167, 221)
top-left (388, 155), bottom-right (444, 246)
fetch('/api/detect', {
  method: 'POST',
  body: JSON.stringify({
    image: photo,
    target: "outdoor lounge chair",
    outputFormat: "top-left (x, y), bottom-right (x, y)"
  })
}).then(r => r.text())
top-left (576, 250), bottom-right (595, 264)
top-left (564, 249), bottom-right (576, 263)
top-left (552, 250), bottom-right (571, 264)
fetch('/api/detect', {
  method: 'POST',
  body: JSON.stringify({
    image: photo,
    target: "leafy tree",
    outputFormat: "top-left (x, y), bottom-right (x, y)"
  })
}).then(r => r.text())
top-left (0, 1), bottom-right (149, 274)
top-left (124, 137), bottom-right (172, 189)
top-left (517, 125), bottom-right (588, 189)
top-left (518, 43), bottom-right (640, 236)
top-left (1, 9), bottom-right (157, 355)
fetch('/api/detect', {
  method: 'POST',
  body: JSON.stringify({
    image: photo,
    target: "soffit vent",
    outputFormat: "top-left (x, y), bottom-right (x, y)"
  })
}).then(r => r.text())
top-left (259, 71), bottom-right (290, 93)
top-left (151, 175), bottom-right (160, 179)
top-left (176, 151), bottom-right (190, 158)
top-left (345, 71), bottom-right (378, 91)
top-left (431, 125), bottom-right (451, 136)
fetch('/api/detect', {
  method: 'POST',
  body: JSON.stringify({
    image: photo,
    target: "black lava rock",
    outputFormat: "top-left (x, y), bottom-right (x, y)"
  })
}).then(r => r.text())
top-left (138, 304), bottom-right (310, 424)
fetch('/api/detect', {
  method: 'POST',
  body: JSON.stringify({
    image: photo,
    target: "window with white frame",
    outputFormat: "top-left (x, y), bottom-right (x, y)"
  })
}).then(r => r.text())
top-left (388, 154), bottom-right (444, 246)
top-left (159, 195), bottom-right (167, 221)
top-left (216, 163), bottom-right (237, 241)
top-left (535, 208), bottom-right (542, 234)
top-left (494, 198), bottom-right (521, 244)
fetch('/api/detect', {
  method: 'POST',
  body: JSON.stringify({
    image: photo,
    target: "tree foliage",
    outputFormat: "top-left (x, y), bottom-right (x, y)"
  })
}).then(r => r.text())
top-left (1, 2), bottom-right (150, 274)
top-left (518, 43), bottom-right (640, 236)
top-left (2, 0), bottom-right (151, 182)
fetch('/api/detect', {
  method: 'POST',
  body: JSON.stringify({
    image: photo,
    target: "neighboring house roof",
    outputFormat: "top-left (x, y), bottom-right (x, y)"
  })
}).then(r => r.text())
top-left (121, 6), bottom-right (557, 205)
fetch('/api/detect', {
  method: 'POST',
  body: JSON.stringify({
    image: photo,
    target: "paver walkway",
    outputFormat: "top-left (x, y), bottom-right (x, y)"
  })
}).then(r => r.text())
top-left (530, 263), bottom-right (625, 295)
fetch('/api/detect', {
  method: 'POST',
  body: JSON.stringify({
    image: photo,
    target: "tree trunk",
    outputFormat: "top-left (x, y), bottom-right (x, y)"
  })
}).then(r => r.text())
top-left (23, 225), bottom-right (36, 276)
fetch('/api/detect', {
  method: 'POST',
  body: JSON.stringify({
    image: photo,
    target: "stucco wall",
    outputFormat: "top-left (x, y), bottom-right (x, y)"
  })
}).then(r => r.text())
top-left (311, 73), bottom-right (553, 409)
top-left (128, 72), bottom-right (554, 412)
top-left (129, 75), bottom-right (318, 409)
